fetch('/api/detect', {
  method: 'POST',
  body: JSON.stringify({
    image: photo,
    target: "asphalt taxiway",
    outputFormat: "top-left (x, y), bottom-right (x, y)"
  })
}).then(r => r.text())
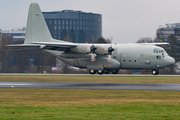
top-left (0, 82), bottom-right (180, 91)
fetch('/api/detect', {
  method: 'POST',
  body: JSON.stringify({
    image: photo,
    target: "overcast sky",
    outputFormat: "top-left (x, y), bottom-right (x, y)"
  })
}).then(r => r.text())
top-left (1, 0), bottom-right (180, 43)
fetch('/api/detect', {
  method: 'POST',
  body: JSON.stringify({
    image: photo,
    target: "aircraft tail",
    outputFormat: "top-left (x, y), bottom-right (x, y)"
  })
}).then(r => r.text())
top-left (25, 3), bottom-right (56, 44)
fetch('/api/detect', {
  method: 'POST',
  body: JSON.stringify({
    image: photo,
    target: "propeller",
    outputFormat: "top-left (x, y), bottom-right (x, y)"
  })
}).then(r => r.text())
top-left (108, 46), bottom-right (114, 55)
top-left (90, 45), bottom-right (97, 61)
top-left (108, 46), bottom-right (114, 62)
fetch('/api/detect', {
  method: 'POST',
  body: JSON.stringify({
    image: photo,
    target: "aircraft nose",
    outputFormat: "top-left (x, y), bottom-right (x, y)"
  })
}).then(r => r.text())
top-left (170, 57), bottom-right (175, 65)
top-left (166, 56), bottom-right (175, 66)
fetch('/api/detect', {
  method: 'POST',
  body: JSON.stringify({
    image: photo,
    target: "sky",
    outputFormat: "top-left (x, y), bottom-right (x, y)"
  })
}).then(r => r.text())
top-left (1, 0), bottom-right (180, 43)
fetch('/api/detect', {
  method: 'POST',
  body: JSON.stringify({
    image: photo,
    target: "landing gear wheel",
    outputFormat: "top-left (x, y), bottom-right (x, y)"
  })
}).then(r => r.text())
top-left (97, 70), bottom-right (104, 75)
top-left (104, 69), bottom-right (110, 74)
top-left (111, 69), bottom-right (119, 74)
top-left (151, 69), bottom-right (159, 75)
top-left (89, 70), bottom-right (96, 74)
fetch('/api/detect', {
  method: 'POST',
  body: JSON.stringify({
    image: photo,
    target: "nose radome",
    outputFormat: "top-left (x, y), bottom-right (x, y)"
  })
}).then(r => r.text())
top-left (169, 57), bottom-right (175, 65)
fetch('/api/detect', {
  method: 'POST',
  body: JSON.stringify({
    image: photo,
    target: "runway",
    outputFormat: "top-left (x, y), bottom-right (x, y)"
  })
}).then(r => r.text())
top-left (0, 82), bottom-right (180, 91)
top-left (1, 73), bottom-right (180, 76)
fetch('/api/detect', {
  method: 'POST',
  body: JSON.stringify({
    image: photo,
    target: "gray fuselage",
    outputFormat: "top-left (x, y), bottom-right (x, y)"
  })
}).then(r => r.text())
top-left (44, 44), bottom-right (175, 70)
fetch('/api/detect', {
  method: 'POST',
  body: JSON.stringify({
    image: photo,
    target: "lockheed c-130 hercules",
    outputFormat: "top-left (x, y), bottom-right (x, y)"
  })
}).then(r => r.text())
top-left (8, 3), bottom-right (175, 75)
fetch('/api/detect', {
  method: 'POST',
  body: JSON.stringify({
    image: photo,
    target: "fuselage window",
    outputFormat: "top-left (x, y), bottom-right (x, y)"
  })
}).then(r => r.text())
top-left (129, 60), bottom-right (131, 62)
top-left (134, 60), bottom-right (136, 62)
top-left (123, 60), bottom-right (125, 62)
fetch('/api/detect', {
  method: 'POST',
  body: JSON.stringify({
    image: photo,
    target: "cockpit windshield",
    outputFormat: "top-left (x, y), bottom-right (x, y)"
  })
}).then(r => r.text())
top-left (153, 48), bottom-right (168, 57)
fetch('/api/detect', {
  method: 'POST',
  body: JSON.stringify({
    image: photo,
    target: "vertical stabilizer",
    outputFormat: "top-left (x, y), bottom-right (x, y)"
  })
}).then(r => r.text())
top-left (25, 3), bottom-right (54, 44)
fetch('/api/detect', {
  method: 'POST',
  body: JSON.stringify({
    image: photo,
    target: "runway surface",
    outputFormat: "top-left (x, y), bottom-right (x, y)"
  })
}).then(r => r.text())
top-left (0, 82), bottom-right (180, 91)
top-left (0, 73), bottom-right (180, 76)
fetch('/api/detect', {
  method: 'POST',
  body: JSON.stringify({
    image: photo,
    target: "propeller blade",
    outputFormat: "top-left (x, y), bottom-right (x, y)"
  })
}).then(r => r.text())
top-left (90, 45), bottom-right (97, 54)
top-left (108, 46), bottom-right (114, 55)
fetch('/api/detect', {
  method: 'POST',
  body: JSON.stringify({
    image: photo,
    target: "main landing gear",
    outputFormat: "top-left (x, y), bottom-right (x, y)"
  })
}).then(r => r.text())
top-left (89, 69), bottom-right (119, 75)
top-left (151, 69), bottom-right (159, 75)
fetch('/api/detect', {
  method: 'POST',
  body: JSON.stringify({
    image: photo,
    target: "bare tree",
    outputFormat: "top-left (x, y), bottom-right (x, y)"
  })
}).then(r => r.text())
top-left (136, 37), bottom-right (153, 43)
top-left (96, 37), bottom-right (112, 44)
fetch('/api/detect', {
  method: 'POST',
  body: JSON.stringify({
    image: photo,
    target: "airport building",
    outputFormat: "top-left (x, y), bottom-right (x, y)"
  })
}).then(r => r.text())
top-left (156, 23), bottom-right (180, 62)
top-left (42, 10), bottom-right (102, 43)
top-left (156, 23), bottom-right (180, 43)
top-left (1, 28), bottom-right (25, 43)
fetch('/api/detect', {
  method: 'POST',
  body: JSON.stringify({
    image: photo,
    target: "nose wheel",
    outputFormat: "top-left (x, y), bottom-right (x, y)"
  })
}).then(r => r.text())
top-left (151, 69), bottom-right (159, 75)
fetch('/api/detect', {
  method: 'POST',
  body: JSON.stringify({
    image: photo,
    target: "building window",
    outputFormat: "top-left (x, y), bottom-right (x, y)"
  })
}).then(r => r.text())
top-left (73, 21), bottom-right (76, 25)
top-left (54, 20), bottom-right (57, 24)
top-left (77, 21), bottom-right (79, 25)
top-left (58, 26), bottom-right (61, 30)
top-left (49, 21), bottom-right (52, 24)
top-left (58, 20), bottom-right (61, 25)
top-left (62, 21), bottom-right (65, 25)
top-left (54, 26), bottom-right (57, 30)
top-left (80, 14), bottom-right (82, 19)
top-left (70, 21), bottom-right (72, 25)
top-left (66, 21), bottom-right (68, 25)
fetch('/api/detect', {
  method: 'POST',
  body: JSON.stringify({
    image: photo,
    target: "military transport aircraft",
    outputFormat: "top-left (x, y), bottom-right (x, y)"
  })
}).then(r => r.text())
top-left (9, 3), bottom-right (175, 75)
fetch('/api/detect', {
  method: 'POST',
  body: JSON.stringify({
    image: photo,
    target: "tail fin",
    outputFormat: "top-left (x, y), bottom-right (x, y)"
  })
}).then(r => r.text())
top-left (25, 3), bottom-right (54, 44)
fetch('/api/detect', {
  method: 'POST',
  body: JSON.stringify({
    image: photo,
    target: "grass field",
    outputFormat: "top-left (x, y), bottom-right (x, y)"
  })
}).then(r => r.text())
top-left (0, 75), bottom-right (180, 84)
top-left (0, 75), bottom-right (180, 119)
top-left (0, 89), bottom-right (180, 119)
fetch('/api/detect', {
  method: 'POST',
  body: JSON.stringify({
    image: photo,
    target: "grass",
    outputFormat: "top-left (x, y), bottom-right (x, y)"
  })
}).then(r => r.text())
top-left (0, 75), bottom-right (180, 119)
top-left (0, 75), bottom-right (180, 84)
top-left (0, 89), bottom-right (180, 119)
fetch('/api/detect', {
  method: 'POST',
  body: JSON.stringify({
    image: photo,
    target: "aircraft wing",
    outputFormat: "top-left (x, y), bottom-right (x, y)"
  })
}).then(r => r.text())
top-left (138, 42), bottom-right (169, 45)
top-left (6, 44), bottom-right (40, 47)
top-left (32, 42), bottom-right (77, 47)
top-left (7, 42), bottom-right (77, 51)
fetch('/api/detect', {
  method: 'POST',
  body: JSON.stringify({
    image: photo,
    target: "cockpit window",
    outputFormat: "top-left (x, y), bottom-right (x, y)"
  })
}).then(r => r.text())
top-left (162, 53), bottom-right (164, 57)
top-left (156, 55), bottom-right (161, 59)
top-left (153, 48), bottom-right (168, 57)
